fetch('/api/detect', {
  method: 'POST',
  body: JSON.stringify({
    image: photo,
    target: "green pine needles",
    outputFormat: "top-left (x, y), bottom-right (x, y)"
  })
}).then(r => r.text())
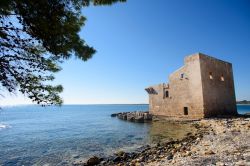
top-left (0, 0), bottom-right (125, 106)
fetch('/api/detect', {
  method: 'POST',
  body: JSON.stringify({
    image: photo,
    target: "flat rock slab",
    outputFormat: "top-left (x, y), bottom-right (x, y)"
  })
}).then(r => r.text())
top-left (111, 111), bottom-right (152, 123)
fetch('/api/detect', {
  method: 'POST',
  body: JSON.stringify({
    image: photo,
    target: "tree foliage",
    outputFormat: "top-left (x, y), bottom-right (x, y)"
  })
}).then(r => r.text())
top-left (0, 0), bottom-right (125, 105)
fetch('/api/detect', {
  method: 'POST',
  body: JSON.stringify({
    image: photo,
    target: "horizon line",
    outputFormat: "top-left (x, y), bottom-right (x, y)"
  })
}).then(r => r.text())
top-left (0, 103), bottom-right (150, 107)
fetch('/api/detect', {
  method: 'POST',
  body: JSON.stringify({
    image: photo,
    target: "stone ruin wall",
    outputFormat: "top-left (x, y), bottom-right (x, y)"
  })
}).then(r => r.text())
top-left (199, 54), bottom-right (237, 117)
top-left (149, 54), bottom-right (204, 119)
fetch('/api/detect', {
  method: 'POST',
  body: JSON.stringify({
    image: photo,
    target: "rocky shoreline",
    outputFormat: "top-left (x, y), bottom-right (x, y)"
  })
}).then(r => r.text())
top-left (75, 115), bottom-right (250, 166)
top-left (152, 116), bottom-right (250, 166)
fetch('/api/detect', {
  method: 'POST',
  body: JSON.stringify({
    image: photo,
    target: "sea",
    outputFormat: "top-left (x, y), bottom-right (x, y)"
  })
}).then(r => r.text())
top-left (0, 104), bottom-right (249, 165)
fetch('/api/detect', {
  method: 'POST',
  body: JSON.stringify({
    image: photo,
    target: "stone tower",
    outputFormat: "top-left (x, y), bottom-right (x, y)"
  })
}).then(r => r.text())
top-left (145, 53), bottom-right (237, 119)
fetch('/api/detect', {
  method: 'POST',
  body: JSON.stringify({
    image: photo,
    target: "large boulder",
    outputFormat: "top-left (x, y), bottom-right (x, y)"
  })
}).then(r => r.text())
top-left (134, 116), bottom-right (144, 123)
top-left (117, 113), bottom-right (127, 120)
top-left (127, 113), bottom-right (135, 121)
top-left (144, 113), bottom-right (153, 121)
top-left (111, 113), bottom-right (117, 117)
top-left (86, 156), bottom-right (100, 166)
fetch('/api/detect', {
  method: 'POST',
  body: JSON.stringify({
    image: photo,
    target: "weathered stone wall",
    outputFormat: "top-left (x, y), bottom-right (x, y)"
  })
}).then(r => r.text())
top-left (146, 53), bottom-right (237, 119)
top-left (166, 54), bottom-right (204, 119)
top-left (199, 54), bottom-right (237, 117)
top-left (148, 84), bottom-right (165, 115)
top-left (148, 54), bottom-right (204, 119)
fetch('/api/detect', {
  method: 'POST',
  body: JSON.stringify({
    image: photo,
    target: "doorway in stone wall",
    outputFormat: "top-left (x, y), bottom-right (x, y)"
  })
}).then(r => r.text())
top-left (184, 107), bottom-right (188, 115)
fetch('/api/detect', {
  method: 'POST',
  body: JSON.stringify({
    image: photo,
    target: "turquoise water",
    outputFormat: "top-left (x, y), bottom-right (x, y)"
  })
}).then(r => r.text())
top-left (0, 104), bottom-right (249, 165)
top-left (0, 105), bottom-right (151, 165)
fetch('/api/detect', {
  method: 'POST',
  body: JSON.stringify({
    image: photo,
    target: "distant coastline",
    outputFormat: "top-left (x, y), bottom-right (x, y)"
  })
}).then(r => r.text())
top-left (2, 103), bottom-right (250, 107)
top-left (237, 100), bottom-right (250, 105)
top-left (0, 103), bottom-right (149, 107)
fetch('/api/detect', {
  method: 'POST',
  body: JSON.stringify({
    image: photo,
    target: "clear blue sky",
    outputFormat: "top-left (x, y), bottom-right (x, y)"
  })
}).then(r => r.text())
top-left (1, 0), bottom-right (250, 105)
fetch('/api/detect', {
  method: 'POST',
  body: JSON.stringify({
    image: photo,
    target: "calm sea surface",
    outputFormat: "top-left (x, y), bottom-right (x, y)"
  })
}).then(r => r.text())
top-left (0, 104), bottom-right (249, 165)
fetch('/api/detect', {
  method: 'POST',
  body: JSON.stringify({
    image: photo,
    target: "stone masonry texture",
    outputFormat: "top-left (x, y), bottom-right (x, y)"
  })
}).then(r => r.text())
top-left (145, 53), bottom-right (238, 119)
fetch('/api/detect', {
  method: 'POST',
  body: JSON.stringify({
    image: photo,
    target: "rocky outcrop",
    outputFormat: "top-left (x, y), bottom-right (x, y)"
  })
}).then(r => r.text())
top-left (111, 112), bottom-right (152, 122)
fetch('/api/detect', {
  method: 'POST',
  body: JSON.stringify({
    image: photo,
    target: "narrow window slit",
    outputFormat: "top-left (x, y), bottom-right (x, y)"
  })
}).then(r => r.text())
top-left (209, 72), bottom-right (213, 80)
top-left (221, 75), bottom-right (224, 81)
top-left (165, 91), bottom-right (169, 98)
top-left (184, 107), bottom-right (188, 115)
